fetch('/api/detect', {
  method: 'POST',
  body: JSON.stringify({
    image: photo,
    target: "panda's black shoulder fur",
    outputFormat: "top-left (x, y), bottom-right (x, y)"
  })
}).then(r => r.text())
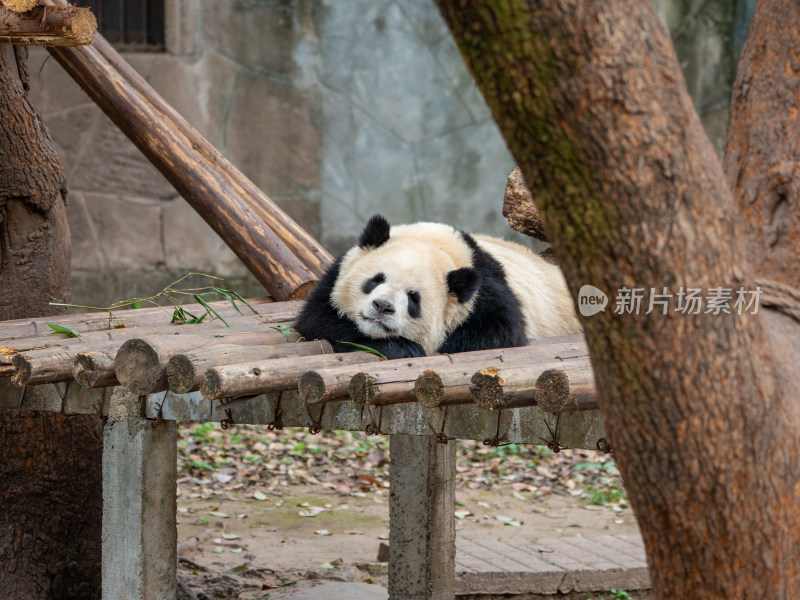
top-left (293, 256), bottom-right (426, 359)
top-left (437, 231), bottom-right (527, 354)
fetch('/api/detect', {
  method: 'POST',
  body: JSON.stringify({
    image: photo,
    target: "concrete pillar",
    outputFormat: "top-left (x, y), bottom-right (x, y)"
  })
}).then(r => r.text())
top-left (102, 388), bottom-right (177, 600)
top-left (388, 434), bottom-right (456, 600)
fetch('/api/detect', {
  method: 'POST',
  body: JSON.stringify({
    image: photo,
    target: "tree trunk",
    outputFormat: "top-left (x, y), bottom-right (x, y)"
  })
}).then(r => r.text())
top-left (0, 46), bottom-right (101, 599)
top-left (435, 1), bottom-right (799, 597)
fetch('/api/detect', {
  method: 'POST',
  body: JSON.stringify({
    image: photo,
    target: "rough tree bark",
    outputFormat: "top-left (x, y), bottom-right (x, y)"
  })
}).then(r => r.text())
top-left (0, 46), bottom-right (101, 599)
top-left (436, 1), bottom-right (799, 597)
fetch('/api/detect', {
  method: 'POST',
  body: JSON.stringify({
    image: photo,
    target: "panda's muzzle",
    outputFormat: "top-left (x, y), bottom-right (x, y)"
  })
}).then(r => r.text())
top-left (372, 298), bottom-right (395, 315)
top-left (360, 298), bottom-right (397, 333)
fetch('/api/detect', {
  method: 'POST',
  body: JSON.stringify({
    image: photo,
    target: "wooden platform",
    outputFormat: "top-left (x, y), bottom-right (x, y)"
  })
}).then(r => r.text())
top-left (455, 533), bottom-right (649, 595)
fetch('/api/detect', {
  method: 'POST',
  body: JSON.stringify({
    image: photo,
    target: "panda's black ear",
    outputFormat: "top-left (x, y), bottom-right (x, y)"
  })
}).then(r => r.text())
top-left (447, 267), bottom-right (481, 303)
top-left (358, 215), bottom-right (391, 249)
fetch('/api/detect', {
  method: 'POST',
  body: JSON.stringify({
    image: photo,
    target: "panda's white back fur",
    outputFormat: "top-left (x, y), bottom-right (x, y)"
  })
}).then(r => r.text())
top-left (472, 235), bottom-right (581, 339)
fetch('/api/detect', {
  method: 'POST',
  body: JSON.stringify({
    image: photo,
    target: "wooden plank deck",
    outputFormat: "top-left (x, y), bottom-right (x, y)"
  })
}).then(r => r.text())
top-left (455, 533), bottom-right (650, 595)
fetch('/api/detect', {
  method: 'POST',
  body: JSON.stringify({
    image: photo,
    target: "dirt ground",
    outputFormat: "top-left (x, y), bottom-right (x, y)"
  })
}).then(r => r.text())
top-left (176, 478), bottom-right (641, 599)
top-left (174, 424), bottom-right (641, 598)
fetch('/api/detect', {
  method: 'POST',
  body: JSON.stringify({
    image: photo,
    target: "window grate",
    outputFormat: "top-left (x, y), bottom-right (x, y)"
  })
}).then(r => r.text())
top-left (82, 0), bottom-right (165, 49)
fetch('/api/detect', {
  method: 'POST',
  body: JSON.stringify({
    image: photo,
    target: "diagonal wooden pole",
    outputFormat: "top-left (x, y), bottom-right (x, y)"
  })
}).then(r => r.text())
top-left (46, 22), bottom-right (332, 300)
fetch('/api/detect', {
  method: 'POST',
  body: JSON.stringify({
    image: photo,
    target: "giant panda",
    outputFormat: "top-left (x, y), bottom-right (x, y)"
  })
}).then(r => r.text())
top-left (294, 215), bottom-right (581, 359)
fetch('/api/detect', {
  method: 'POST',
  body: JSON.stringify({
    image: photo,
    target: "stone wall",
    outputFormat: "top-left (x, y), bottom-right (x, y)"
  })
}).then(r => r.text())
top-left (26, 0), bottom-right (754, 306)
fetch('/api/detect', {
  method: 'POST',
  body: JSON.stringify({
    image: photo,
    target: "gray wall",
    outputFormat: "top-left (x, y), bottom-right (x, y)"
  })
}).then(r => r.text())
top-left (27, 0), bottom-right (753, 306)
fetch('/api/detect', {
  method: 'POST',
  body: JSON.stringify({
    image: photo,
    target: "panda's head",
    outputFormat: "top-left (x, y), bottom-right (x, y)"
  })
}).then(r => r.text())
top-left (331, 215), bottom-right (481, 354)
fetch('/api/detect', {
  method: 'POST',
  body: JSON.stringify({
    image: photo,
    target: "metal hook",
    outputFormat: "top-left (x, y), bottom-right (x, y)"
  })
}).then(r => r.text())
top-left (267, 396), bottom-right (283, 431)
top-left (306, 402), bottom-right (325, 435)
top-left (540, 413), bottom-right (565, 453)
top-left (596, 438), bottom-right (612, 454)
top-left (483, 409), bottom-right (512, 447)
top-left (220, 407), bottom-right (234, 430)
top-left (427, 406), bottom-right (454, 444)
top-left (151, 393), bottom-right (166, 428)
top-left (365, 404), bottom-right (385, 436)
top-left (51, 380), bottom-right (72, 413)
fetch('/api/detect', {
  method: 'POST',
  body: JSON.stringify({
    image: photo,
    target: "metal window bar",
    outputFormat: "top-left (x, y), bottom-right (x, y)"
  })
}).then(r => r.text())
top-left (82, 0), bottom-right (164, 49)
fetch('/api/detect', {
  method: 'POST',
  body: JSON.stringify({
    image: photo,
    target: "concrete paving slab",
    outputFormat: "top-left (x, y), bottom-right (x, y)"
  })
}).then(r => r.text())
top-left (458, 535), bottom-right (564, 594)
top-left (597, 535), bottom-right (649, 567)
top-left (455, 533), bottom-right (650, 596)
top-left (268, 582), bottom-right (388, 600)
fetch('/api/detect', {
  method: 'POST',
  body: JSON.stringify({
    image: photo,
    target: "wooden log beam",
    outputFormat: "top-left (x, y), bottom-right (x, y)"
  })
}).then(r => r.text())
top-left (414, 369), bottom-right (476, 408)
top-left (0, 0), bottom-right (36, 13)
top-left (0, 316), bottom-right (295, 366)
top-left (201, 353), bottom-right (381, 400)
top-left (114, 331), bottom-right (302, 394)
top-left (46, 28), bottom-right (333, 300)
top-left (470, 361), bottom-right (596, 413)
top-left (12, 340), bottom-right (118, 386)
top-left (166, 340), bottom-right (332, 394)
top-left (0, 5), bottom-right (96, 47)
top-left (73, 349), bottom-right (117, 388)
top-left (0, 296), bottom-right (278, 342)
top-left (300, 338), bottom-right (588, 405)
top-left (9, 325), bottom-right (297, 387)
top-left (350, 375), bottom-right (434, 407)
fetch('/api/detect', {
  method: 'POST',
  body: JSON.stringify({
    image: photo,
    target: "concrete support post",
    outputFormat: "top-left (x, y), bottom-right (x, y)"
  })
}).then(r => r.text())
top-left (388, 434), bottom-right (456, 600)
top-left (102, 388), bottom-right (177, 600)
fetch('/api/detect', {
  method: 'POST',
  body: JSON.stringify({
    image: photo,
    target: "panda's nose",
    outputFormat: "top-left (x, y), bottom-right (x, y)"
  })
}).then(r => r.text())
top-left (372, 298), bottom-right (395, 315)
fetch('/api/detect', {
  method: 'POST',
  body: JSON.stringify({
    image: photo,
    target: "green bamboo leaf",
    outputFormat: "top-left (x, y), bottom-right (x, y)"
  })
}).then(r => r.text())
top-left (172, 307), bottom-right (200, 324)
top-left (193, 294), bottom-right (229, 327)
top-left (45, 322), bottom-right (81, 338)
top-left (212, 287), bottom-right (241, 314)
top-left (215, 288), bottom-right (258, 314)
top-left (270, 325), bottom-right (293, 339)
top-left (337, 341), bottom-right (386, 360)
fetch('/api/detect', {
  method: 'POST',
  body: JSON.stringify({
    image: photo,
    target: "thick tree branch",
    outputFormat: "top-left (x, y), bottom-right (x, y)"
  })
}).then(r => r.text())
top-left (503, 166), bottom-right (549, 242)
top-left (724, 0), bottom-right (800, 290)
top-left (724, 0), bottom-right (800, 384)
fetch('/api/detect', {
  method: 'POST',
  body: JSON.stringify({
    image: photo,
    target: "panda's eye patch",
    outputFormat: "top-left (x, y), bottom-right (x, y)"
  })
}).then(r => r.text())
top-left (361, 272), bottom-right (385, 295)
top-left (407, 291), bottom-right (421, 318)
